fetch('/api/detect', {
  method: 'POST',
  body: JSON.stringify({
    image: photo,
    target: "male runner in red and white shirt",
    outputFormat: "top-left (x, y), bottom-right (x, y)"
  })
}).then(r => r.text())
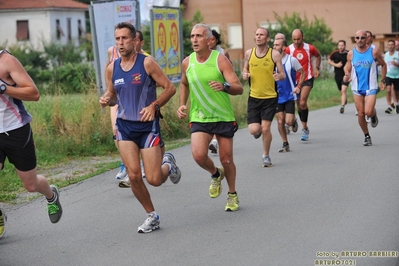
top-left (286, 29), bottom-right (321, 141)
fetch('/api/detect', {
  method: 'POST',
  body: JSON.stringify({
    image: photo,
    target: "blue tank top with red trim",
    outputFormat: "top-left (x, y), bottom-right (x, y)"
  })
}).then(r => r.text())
top-left (112, 53), bottom-right (156, 121)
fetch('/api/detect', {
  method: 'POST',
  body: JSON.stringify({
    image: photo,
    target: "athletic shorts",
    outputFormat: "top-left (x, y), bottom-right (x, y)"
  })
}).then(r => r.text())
top-left (115, 118), bottom-right (164, 149)
top-left (190, 121), bottom-right (238, 138)
top-left (302, 78), bottom-right (314, 88)
top-left (334, 74), bottom-right (350, 90)
top-left (386, 77), bottom-right (399, 91)
top-left (352, 88), bottom-right (378, 96)
top-left (247, 96), bottom-right (277, 124)
top-left (276, 100), bottom-right (295, 114)
top-left (0, 123), bottom-right (37, 171)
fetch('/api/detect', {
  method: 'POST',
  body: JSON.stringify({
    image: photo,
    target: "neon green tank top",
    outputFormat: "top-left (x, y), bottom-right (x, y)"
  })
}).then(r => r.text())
top-left (186, 50), bottom-right (235, 122)
top-left (249, 47), bottom-right (277, 99)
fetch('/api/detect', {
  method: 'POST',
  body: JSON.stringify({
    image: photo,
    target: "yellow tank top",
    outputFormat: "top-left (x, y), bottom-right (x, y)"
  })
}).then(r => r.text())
top-left (248, 47), bottom-right (277, 99)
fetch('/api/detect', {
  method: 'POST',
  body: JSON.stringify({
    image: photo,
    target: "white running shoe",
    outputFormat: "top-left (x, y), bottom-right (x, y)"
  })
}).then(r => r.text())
top-left (118, 175), bottom-right (130, 188)
top-left (285, 125), bottom-right (290, 135)
top-left (115, 163), bottom-right (127, 180)
top-left (138, 214), bottom-right (160, 233)
top-left (208, 139), bottom-right (218, 154)
top-left (140, 161), bottom-right (146, 178)
top-left (163, 153), bottom-right (181, 184)
top-left (118, 161), bottom-right (146, 187)
top-left (292, 119), bottom-right (298, 133)
top-left (370, 109), bottom-right (378, 128)
top-left (262, 155), bottom-right (272, 167)
top-left (363, 136), bottom-right (372, 146)
top-left (278, 143), bottom-right (290, 153)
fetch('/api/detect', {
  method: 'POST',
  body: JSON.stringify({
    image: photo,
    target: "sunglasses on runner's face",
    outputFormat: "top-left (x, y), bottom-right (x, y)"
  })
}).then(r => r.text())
top-left (355, 36), bottom-right (366, 40)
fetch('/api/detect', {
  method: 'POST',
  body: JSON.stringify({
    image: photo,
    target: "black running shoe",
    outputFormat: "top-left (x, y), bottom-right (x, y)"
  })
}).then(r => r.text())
top-left (363, 136), bottom-right (372, 146)
top-left (371, 109), bottom-right (378, 128)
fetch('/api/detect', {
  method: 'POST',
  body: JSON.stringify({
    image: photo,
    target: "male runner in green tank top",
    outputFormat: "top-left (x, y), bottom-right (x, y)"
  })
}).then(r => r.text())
top-left (177, 23), bottom-right (243, 211)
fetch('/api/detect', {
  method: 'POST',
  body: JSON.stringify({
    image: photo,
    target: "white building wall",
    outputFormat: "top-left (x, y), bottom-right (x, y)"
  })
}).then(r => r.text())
top-left (0, 10), bottom-right (51, 50)
top-left (49, 11), bottom-right (86, 47)
top-left (0, 9), bottom-right (86, 50)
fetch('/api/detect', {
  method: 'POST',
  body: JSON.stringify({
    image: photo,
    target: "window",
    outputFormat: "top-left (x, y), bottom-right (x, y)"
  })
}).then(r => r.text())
top-left (67, 18), bottom-right (72, 41)
top-left (56, 19), bottom-right (65, 40)
top-left (16, 20), bottom-right (29, 40)
top-left (209, 25), bottom-right (220, 33)
top-left (392, 0), bottom-right (399, 32)
top-left (228, 24), bottom-right (242, 49)
top-left (78, 19), bottom-right (85, 38)
top-left (260, 21), bottom-right (280, 31)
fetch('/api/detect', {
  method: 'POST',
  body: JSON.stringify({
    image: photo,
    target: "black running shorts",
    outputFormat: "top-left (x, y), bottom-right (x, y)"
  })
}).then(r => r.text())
top-left (386, 77), bottom-right (399, 91)
top-left (190, 121), bottom-right (238, 138)
top-left (247, 96), bottom-right (277, 124)
top-left (0, 123), bottom-right (37, 171)
top-left (276, 100), bottom-right (295, 114)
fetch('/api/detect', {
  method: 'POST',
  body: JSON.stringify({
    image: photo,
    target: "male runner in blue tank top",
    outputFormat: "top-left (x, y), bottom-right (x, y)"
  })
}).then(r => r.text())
top-left (273, 37), bottom-right (305, 153)
top-left (99, 22), bottom-right (181, 233)
top-left (343, 29), bottom-right (387, 146)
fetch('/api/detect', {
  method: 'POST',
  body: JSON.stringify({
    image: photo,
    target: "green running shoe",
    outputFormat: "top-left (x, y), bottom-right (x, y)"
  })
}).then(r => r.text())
top-left (209, 167), bottom-right (224, 198)
top-left (225, 193), bottom-right (239, 211)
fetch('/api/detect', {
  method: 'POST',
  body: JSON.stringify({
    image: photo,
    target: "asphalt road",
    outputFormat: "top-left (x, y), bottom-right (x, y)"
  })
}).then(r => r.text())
top-left (1, 98), bottom-right (399, 266)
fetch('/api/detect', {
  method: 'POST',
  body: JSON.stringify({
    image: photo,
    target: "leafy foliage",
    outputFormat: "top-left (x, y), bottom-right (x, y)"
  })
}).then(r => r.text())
top-left (4, 41), bottom-right (95, 94)
top-left (181, 9), bottom-right (204, 57)
top-left (267, 12), bottom-right (336, 55)
top-left (4, 44), bottom-right (47, 82)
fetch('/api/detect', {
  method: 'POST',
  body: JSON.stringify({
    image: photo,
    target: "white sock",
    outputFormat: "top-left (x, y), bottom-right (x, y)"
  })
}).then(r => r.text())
top-left (148, 211), bottom-right (158, 218)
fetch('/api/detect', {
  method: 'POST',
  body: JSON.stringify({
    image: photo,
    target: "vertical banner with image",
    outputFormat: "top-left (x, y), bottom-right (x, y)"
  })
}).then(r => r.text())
top-left (150, 6), bottom-right (183, 83)
top-left (90, 0), bottom-right (139, 95)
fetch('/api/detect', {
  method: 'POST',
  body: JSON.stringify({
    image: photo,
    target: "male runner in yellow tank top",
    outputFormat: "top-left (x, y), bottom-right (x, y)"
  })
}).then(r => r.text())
top-left (242, 27), bottom-right (285, 167)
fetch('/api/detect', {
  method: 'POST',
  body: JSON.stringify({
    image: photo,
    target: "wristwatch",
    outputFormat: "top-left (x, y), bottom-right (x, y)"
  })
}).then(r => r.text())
top-left (223, 82), bottom-right (230, 92)
top-left (154, 103), bottom-right (160, 112)
top-left (153, 102), bottom-right (163, 119)
top-left (0, 84), bottom-right (6, 94)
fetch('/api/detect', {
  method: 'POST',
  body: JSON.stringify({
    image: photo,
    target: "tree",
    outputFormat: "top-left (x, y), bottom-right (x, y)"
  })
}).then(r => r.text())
top-left (181, 9), bottom-right (203, 57)
top-left (267, 12), bottom-right (335, 55)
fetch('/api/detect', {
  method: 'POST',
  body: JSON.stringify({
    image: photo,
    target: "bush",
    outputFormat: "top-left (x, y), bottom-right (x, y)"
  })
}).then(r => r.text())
top-left (6, 42), bottom-right (95, 95)
top-left (38, 63), bottom-right (96, 94)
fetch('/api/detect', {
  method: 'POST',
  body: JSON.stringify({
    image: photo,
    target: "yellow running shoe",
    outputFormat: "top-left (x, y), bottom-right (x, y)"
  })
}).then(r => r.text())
top-left (209, 167), bottom-right (224, 198)
top-left (0, 209), bottom-right (6, 238)
top-left (225, 193), bottom-right (239, 211)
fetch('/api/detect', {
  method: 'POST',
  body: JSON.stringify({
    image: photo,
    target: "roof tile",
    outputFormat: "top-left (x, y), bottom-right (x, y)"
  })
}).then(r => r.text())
top-left (0, 0), bottom-right (88, 10)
